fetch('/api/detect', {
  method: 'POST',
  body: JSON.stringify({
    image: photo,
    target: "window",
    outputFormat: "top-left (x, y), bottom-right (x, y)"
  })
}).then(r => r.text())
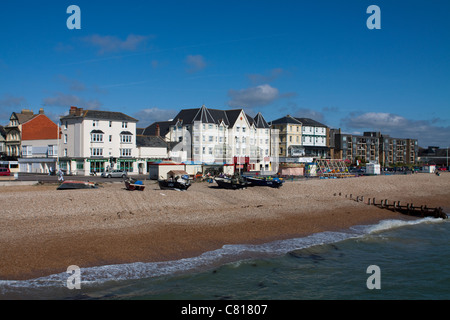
top-left (120, 149), bottom-right (132, 157)
top-left (242, 127), bottom-right (246, 133)
top-left (122, 122), bottom-right (128, 128)
top-left (209, 136), bottom-right (213, 142)
top-left (208, 124), bottom-right (213, 129)
top-left (22, 146), bottom-right (32, 156)
top-left (202, 147), bottom-right (206, 154)
top-left (64, 149), bottom-right (68, 157)
top-left (109, 121), bottom-right (112, 127)
top-left (91, 133), bottom-right (103, 142)
top-left (236, 127), bottom-right (240, 133)
top-left (64, 121), bottom-right (68, 130)
top-left (120, 135), bottom-right (132, 143)
top-left (194, 147), bottom-right (199, 155)
top-left (76, 162), bottom-right (84, 170)
top-left (91, 148), bottom-right (103, 156)
top-left (109, 135), bottom-right (112, 142)
top-left (93, 120), bottom-right (99, 127)
top-left (64, 134), bottom-right (68, 144)
top-left (209, 147), bottom-right (213, 155)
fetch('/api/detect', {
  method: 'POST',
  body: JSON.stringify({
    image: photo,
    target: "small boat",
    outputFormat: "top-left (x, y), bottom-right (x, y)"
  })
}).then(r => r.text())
top-left (214, 175), bottom-right (248, 189)
top-left (245, 176), bottom-right (284, 188)
top-left (57, 180), bottom-right (98, 190)
top-left (158, 177), bottom-right (191, 191)
top-left (124, 178), bottom-right (145, 191)
top-left (158, 170), bottom-right (191, 191)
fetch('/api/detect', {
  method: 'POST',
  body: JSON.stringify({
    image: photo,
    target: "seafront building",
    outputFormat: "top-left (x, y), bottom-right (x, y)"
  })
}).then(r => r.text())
top-left (0, 126), bottom-right (5, 158)
top-left (1, 104), bottom-right (423, 176)
top-left (330, 130), bottom-right (418, 166)
top-left (3, 109), bottom-right (59, 173)
top-left (58, 106), bottom-right (139, 175)
top-left (147, 105), bottom-right (274, 173)
top-left (270, 115), bottom-right (329, 162)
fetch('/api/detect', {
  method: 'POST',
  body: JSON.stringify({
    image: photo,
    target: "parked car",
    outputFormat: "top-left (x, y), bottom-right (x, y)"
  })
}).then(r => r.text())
top-left (0, 167), bottom-right (10, 176)
top-left (101, 170), bottom-right (128, 178)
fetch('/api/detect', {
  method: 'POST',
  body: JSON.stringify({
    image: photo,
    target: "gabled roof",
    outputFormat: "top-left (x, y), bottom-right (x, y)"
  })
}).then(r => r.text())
top-left (157, 105), bottom-right (264, 129)
top-left (11, 112), bottom-right (37, 125)
top-left (192, 105), bottom-right (216, 123)
top-left (253, 112), bottom-right (270, 129)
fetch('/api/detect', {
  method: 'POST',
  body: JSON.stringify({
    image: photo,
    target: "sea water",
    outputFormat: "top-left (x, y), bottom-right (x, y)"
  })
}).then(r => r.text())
top-left (1, 217), bottom-right (449, 300)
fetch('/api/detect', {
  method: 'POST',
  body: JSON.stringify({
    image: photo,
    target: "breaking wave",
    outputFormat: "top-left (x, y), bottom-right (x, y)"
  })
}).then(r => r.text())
top-left (0, 217), bottom-right (445, 296)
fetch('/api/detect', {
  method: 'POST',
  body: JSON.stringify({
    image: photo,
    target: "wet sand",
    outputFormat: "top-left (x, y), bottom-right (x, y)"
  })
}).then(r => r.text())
top-left (1, 173), bottom-right (449, 280)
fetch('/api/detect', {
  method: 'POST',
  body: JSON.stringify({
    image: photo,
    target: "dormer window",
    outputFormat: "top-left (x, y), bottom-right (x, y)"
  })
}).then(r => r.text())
top-left (91, 130), bottom-right (104, 142)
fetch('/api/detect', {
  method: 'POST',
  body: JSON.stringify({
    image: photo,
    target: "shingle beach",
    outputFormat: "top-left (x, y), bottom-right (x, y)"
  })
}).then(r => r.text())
top-left (1, 173), bottom-right (449, 280)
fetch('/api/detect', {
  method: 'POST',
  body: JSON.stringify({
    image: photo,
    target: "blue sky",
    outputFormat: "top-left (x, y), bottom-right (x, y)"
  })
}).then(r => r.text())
top-left (1, 0), bottom-right (449, 147)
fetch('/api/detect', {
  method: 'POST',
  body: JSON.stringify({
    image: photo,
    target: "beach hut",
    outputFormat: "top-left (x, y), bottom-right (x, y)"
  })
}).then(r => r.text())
top-left (422, 165), bottom-right (436, 173)
top-left (148, 160), bottom-right (185, 180)
top-left (366, 163), bottom-right (381, 175)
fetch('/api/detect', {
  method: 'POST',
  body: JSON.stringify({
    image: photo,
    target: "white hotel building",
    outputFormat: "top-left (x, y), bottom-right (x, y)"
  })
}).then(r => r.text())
top-left (59, 106), bottom-right (139, 175)
top-left (164, 105), bottom-right (275, 172)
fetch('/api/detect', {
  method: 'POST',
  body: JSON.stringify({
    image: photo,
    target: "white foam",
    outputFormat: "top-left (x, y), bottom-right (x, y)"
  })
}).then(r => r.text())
top-left (1, 217), bottom-right (445, 293)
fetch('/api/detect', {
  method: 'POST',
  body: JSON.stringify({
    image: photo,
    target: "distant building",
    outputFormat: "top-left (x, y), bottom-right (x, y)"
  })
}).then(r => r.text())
top-left (330, 129), bottom-right (418, 166)
top-left (2, 108), bottom-right (59, 173)
top-left (4, 109), bottom-right (38, 158)
top-left (270, 115), bottom-right (329, 161)
top-left (418, 146), bottom-right (449, 167)
top-left (0, 125), bottom-right (5, 158)
top-left (135, 135), bottom-right (169, 174)
top-left (59, 106), bottom-right (139, 175)
top-left (18, 109), bottom-right (60, 173)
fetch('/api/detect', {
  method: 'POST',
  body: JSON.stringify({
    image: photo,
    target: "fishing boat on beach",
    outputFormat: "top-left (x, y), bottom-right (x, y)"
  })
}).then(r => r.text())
top-left (158, 170), bottom-right (191, 191)
top-left (245, 176), bottom-right (284, 188)
top-left (124, 178), bottom-right (145, 191)
top-left (57, 180), bottom-right (98, 190)
top-left (214, 174), bottom-right (248, 189)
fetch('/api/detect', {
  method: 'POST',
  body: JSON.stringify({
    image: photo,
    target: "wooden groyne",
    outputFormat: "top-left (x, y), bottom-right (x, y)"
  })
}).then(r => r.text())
top-left (334, 193), bottom-right (448, 219)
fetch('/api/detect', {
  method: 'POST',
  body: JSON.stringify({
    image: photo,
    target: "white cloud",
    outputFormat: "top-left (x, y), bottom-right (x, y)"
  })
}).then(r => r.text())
top-left (228, 84), bottom-right (280, 108)
top-left (185, 55), bottom-right (207, 73)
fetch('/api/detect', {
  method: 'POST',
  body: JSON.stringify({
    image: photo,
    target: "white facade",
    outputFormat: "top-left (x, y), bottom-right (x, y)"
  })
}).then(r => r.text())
top-left (19, 139), bottom-right (58, 173)
top-left (302, 125), bottom-right (327, 147)
top-left (59, 107), bottom-right (138, 175)
top-left (167, 107), bottom-right (272, 172)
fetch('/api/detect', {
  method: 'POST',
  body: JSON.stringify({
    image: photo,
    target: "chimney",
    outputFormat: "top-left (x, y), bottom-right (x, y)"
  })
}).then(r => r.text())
top-left (39, 108), bottom-right (44, 115)
top-left (75, 108), bottom-right (84, 116)
top-left (21, 109), bottom-right (33, 115)
top-left (69, 106), bottom-right (77, 115)
top-left (156, 124), bottom-right (160, 137)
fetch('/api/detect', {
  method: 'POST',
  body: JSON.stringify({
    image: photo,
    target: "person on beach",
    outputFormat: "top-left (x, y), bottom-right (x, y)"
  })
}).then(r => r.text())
top-left (58, 169), bottom-right (64, 182)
